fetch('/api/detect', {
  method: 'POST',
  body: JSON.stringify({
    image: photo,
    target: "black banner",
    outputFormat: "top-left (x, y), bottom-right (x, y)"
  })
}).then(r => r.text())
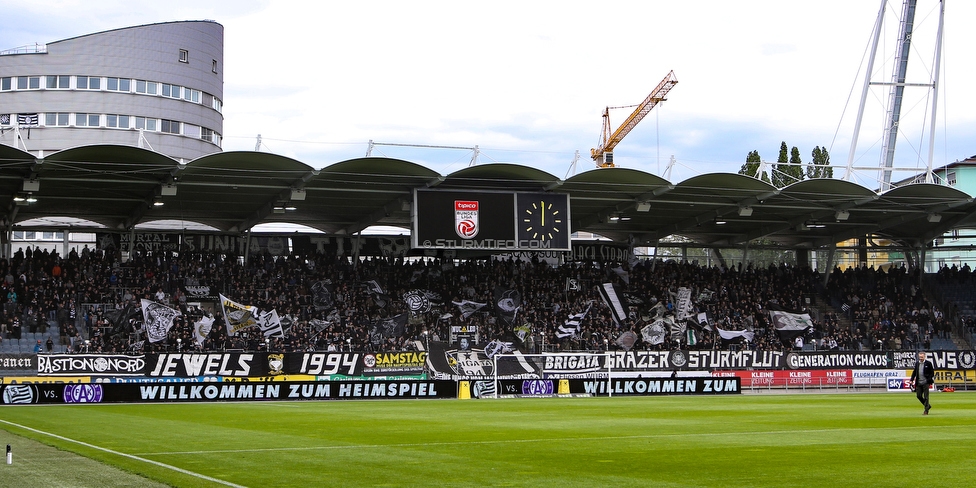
top-left (1, 380), bottom-right (456, 404)
top-left (37, 354), bottom-right (146, 377)
top-left (608, 350), bottom-right (895, 371)
top-left (570, 377), bottom-right (741, 396)
top-left (0, 354), bottom-right (36, 373)
top-left (145, 352), bottom-right (363, 377)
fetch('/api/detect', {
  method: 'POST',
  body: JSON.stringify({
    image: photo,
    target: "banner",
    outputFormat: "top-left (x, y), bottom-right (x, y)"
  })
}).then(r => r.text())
top-left (1, 380), bottom-right (457, 405)
top-left (570, 377), bottom-right (741, 396)
top-left (145, 352), bottom-right (362, 377)
top-left (712, 370), bottom-right (853, 387)
top-left (361, 352), bottom-right (427, 376)
top-left (220, 294), bottom-right (259, 336)
top-left (493, 287), bottom-right (521, 326)
top-left (0, 354), bottom-right (36, 373)
top-left (426, 342), bottom-right (536, 380)
top-left (368, 314), bottom-right (408, 345)
top-left (37, 354), bottom-right (146, 377)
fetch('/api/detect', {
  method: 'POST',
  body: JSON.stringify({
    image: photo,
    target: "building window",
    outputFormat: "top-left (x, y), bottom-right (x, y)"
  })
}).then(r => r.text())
top-left (45, 113), bottom-right (70, 126)
top-left (106, 114), bottom-right (130, 129)
top-left (201, 127), bottom-right (214, 143)
top-left (179, 49), bottom-right (189, 63)
top-left (183, 88), bottom-right (201, 103)
top-left (46, 75), bottom-right (70, 89)
top-left (106, 77), bottom-right (131, 92)
top-left (947, 171), bottom-right (957, 186)
top-left (212, 59), bottom-right (218, 73)
top-left (18, 76), bottom-right (41, 90)
top-left (135, 80), bottom-right (158, 95)
top-left (135, 117), bottom-right (158, 131)
top-left (212, 96), bottom-right (222, 113)
top-left (76, 76), bottom-right (101, 90)
top-left (75, 113), bottom-right (100, 127)
top-left (1, 77), bottom-right (10, 91)
top-left (161, 83), bottom-right (181, 99)
top-left (160, 119), bottom-right (180, 134)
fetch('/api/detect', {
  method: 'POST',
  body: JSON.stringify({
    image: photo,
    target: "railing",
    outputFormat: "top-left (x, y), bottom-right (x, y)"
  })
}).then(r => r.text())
top-left (0, 43), bottom-right (47, 56)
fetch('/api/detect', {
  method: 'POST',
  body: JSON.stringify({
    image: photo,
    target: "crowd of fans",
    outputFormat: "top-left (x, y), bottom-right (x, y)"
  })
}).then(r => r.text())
top-left (0, 243), bottom-right (959, 355)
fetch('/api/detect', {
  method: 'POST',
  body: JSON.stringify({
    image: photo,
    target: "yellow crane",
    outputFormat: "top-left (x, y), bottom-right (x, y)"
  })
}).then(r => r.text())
top-left (591, 70), bottom-right (678, 168)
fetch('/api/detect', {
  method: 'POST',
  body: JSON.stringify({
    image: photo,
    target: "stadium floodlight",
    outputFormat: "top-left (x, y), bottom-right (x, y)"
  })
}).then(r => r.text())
top-left (835, 210), bottom-right (850, 221)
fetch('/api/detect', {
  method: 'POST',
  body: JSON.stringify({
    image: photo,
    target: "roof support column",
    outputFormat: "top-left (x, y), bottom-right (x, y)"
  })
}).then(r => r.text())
top-left (822, 244), bottom-right (837, 289)
top-left (712, 247), bottom-right (728, 270)
top-left (126, 228), bottom-right (135, 262)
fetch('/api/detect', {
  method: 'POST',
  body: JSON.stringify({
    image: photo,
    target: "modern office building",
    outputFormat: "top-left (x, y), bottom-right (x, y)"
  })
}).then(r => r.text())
top-left (0, 20), bottom-right (223, 162)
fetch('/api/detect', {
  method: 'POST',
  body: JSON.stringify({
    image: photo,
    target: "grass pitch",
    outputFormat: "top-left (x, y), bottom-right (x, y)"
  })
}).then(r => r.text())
top-left (1, 392), bottom-right (974, 487)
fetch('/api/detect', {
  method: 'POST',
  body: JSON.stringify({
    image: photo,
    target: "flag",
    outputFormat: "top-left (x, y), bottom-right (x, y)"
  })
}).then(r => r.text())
top-left (598, 283), bottom-right (628, 324)
top-left (310, 280), bottom-right (335, 311)
top-left (769, 310), bottom-right (813, 342)
top-left (364, 279), bottom-right (384, 295)
top-left (192, 316), bottom-right (215, 346)
top-left (686, 328), bottom-right (698, 346)
top-left (557, 307), bottom-right (589, 339)
top-left (17, 113), bottom-right (39, 126)
top-left (675, 287), bottom-right (693, 321)
top-left (697, 289), bottom-right (716, 303)
top-left (256, 309), bottom-right (285, 338)
top-left (220, 294), bottom-right (259, 336)
top-left (0, 114), bottom-right (10, 125)
top-left (668, 316), bottom-right (687, 340)
top-left (841, 303), bottom-right (851, 313)
top-left (493, 287), bottom-right (521, 326)
top-left (641, 320), bottom-right (666, 345)
top-left (615, 331), bottom-right (638, 351)
top-left (368, 313), bottom-right (408, 344)
top-left (452, 300), bottom-right (487, 319)
top-left (141, 299), bottom-right (181, 343)
top-left (403, 289), bottom-right (442, 313)
top-left (565, 278), bottom-right (581, 292)
top-left (716, 328), bottom-right (755, 342)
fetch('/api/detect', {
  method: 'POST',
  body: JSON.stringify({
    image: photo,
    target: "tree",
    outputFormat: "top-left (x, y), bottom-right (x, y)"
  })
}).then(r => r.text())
top-left (739, 150), bottom-right (769, 182)
top-left (808, 146), bottom-right (833, 179)
top-left (772, 142), bottom-right (805, 187)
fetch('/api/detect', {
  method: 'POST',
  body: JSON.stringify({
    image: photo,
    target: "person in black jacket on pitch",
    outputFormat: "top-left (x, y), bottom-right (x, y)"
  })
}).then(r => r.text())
top-left (910, 351), bottom-right (935, 415)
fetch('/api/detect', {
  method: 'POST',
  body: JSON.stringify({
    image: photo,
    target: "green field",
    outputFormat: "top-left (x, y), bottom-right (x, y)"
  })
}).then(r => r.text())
top-left (1, 392), bottom-right (974, 487)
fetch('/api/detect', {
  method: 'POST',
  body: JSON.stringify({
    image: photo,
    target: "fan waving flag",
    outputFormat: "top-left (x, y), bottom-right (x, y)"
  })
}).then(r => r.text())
top-left (141, 299), bottom-right (181, 343)
top-left (769, 310), bottom-right (813, 342)
top-left (493, 287), bottom-right (521, 326)
top-left (257, 309), bottom-right (285, 338)
top-left (220, 294), bottom-right (259, 336)
top-left (452, 300), bottom-right (487, 319)
top-left (557, 304), bottom-right (591, 338)
top-left (192, 316), bottom-right (215, 346)
top-left (598, 283), bottom-right (628, 325)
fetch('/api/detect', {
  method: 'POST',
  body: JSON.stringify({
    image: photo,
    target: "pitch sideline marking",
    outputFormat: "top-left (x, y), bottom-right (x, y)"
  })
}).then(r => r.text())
top-left (134, 425), bottom-right (949, 456)
top-left (0, 418), bottom-right (246, 488)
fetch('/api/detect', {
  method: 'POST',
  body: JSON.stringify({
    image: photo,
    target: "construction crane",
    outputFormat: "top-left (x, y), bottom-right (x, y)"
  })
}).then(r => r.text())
top-left (591, 70), bottom-right (678, 168)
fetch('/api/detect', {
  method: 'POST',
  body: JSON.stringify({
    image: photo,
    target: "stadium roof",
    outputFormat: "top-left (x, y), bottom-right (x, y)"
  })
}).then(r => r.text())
top-left (3, 143), bottom-right (975, 249)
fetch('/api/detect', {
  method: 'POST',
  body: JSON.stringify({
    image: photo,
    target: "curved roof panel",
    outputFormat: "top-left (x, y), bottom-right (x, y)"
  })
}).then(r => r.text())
top-left (2, 143), bottom-right (971, 249)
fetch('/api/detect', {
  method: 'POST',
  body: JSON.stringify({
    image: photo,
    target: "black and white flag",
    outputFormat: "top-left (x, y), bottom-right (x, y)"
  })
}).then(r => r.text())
top-left (557, 305), bottom-right (590, 339)
top-left (17, 113), bottom-right (39, 126)
top-left (192, 316), bottom-right (215, 346)
top-left (403, 289), bottom-right (442, 313)
top-left (311, 280), bottom-right (335, 311)
top-left (256, 309), bottom-right (285, 338)
top-left (717, 328), bottom-right (755, 342)
top-left (452, 300), bottom-right (487, 319)
top-left (0, 114), bottom-right (10, 125)
top-left (141, 299), bottom-right (181, 343)
top-left (598, 283), bottom-right (628, 325)
top-left (641, 320), bottom-right (666, 345)
top-left (565, 278), bottom-right (581, 292)
top-left (369, 314), bottom-right (408, 344)
top-left (493, 287), bottom-right (521, 326)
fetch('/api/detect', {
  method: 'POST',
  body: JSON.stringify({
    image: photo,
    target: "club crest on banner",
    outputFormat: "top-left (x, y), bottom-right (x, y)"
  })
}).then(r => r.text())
top-left (268, 353), bottom-right (284, 375)
top-left (454, 200), bottom-right (479, 238)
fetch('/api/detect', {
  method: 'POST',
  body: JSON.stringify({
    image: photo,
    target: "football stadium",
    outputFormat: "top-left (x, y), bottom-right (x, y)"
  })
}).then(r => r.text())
top-left (3, 3), bottom-right (976, 487)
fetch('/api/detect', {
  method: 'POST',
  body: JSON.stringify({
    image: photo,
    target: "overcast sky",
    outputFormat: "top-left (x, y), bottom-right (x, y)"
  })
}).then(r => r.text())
top-left (3, 0), bottom-right (973, 187)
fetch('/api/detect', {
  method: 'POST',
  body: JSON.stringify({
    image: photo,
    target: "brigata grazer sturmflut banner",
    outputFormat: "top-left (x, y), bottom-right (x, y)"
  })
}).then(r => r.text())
top-left (607, 350), bottom-right (895, 371)
top-left (1, 380), bottom-right (456, 405)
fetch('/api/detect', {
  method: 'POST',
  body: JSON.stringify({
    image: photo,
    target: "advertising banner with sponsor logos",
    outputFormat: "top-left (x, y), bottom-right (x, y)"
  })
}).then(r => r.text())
top-left (712, 370), bottom-right (853, 387)
top-left (1, 380), bottom-right (456, 405)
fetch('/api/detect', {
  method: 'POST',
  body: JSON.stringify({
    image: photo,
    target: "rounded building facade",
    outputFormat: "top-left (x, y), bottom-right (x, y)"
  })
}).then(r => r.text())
top-left (0, 21), bottom-right (223, 162)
